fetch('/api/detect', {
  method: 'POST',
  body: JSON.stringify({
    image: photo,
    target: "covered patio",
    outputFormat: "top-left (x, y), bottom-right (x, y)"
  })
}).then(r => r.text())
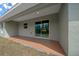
top-left (0, 3), bottom-right (68, 56)
top-left (8, 36), bottom-right (65, 56)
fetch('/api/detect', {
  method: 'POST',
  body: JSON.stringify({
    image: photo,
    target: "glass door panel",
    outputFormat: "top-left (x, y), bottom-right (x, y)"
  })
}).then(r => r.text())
top-left (35, 22), bottom-right (42, 37)
top-left (35, 20), bottom-right (49, 38)
top-left (41, 20), bottom-right (49, 38)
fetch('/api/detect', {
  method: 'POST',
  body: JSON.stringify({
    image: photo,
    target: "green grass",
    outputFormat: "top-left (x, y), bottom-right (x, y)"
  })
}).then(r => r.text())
top-left (0, 37), bottom-right (51, 56)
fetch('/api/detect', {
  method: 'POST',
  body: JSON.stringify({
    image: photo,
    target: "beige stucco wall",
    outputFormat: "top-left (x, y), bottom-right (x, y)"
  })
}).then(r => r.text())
top-left (18, 14), bottom-right (59, 41)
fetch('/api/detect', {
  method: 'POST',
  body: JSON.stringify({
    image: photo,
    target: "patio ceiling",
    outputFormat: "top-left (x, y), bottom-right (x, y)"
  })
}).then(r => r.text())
top-left (0, 3), bottom-right (61, 22)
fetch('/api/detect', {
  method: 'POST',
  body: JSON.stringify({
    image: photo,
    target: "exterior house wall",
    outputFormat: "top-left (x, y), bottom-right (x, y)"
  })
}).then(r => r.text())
top-left (18, 14), bottom-right (59, 41)
top-left (0, 22), bottom-right (5, 37)
top-left (68, 3), bottom-right (79, 56)
top-left (5, 21), bottom-right (19, 36)
top-left (59, 4), bottom-right (68, 55)
top-left (59, 3), bottom-right (79, 56)
top-left (0, 21), bottom-right (18, 37)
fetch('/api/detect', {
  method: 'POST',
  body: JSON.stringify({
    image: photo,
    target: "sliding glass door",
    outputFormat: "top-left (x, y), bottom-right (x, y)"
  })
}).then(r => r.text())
top-left (41, 20), bottom-right (49, 38)
top-left (35, 22), bottom-right (42, 37)
top-left (35, 20), bottom-right (49, 38)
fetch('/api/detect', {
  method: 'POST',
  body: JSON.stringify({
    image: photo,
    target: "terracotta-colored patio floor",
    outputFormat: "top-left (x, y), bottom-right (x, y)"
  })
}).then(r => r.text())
top-left (8, 36), bottom-right (65, 56)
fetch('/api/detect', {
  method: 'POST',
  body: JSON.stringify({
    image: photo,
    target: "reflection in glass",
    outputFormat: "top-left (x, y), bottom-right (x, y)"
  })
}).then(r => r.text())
top-left (35, 20), bottom-right (49, 38)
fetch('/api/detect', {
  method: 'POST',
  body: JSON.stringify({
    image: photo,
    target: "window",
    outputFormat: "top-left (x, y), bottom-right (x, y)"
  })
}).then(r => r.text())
top-left (35, 20), bottom-right (49, 38)
top-left (24, 23), bottom-right (28, 29)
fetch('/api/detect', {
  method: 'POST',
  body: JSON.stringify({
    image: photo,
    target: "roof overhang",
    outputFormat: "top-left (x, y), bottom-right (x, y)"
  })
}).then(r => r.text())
top-left (0, 3), bottom-right (38, 22)
top-left (0, 3), bottom-right (61, 22)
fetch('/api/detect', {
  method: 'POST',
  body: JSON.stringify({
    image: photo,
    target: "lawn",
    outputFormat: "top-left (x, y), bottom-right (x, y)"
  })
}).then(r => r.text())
top-left (0, 37), bottom-right (50, 56)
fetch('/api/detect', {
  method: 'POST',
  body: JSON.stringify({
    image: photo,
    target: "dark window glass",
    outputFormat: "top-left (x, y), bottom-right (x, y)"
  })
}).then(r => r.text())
top-left (35, 20), bottom-right (49, 38)
top-left (24, 23), bottom-right (27, 29)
